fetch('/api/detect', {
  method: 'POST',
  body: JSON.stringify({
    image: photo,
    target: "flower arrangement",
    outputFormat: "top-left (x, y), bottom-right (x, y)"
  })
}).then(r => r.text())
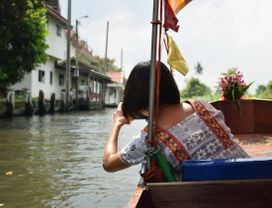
top-left (219, 68), bottom-right (253, 109)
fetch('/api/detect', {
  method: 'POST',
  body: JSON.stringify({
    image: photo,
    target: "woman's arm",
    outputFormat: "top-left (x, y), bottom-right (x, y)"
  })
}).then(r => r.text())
top-left (103, 103), bottom-right (131, 172)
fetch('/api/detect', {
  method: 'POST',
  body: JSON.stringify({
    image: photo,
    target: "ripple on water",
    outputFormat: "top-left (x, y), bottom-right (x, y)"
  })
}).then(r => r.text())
top-left (0, 109), bottom-right (146, 208)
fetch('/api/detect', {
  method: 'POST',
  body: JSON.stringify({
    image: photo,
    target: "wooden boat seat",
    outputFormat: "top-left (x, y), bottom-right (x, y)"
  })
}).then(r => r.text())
top-left (182, 158), bottom-right (272, 181)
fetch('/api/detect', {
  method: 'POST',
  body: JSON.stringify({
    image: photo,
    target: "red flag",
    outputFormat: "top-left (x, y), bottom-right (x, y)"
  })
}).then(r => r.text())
top-left (164, 0), bottom-right (179, 32)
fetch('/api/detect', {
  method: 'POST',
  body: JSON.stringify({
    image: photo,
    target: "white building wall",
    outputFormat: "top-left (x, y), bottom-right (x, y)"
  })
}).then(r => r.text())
top-left (12, 72), bottom-right (32, 92)
top-left (12, 14), bottom-right (76, 101)
top-left (105, 84), bottom-right (123, 106)
top-left (30, 58), bottom-right (67, 100)
top-left (46, 17), bottom-right (66, 60)
top-left (55, 69), bottom-right (66, 100)
top-left (46, 17), bottom-right (75, 59)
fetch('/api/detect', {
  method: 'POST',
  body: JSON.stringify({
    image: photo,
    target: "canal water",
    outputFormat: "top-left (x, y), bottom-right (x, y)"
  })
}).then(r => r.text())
top-left (0, 109), bottom-right (146, 208)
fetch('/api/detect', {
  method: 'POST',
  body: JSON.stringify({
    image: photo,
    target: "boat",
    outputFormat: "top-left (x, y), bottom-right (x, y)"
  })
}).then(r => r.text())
top-left (127, 0), bottom-right (272, 206)
top-left (128, 99), bottom-right (272, 208)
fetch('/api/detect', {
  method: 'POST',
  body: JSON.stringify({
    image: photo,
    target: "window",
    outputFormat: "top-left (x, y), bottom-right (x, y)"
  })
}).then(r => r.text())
top-left (56, 24), bottom-right (61, 36)
top-left (98, 82), bottom-right (101, 93)
top-left (38, 70), bottom-right (45, 83)
top-left (113, 90), bottom-right (116, 99)
top-left (93, 80), bottom-right (97, 92)
top-left (50, 71), bottom-right (53, 85)
top-left (59, 74), bottom-right (64, 86)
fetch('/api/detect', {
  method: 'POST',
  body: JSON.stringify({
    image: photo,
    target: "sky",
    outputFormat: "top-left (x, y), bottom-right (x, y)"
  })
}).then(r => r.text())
top-left (59, 0), bottom-right (272, 93)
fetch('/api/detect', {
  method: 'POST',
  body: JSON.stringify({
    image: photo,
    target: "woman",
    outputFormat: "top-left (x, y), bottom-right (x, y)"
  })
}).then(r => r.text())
top-left (103, 61), bottom-right (249, 179)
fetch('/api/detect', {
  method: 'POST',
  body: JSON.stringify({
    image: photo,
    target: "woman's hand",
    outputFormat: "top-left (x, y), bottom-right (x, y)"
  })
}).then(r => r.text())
top-left (113, 102), bottom-right (130, 127)
top-left (103, 102), bottom-right (131, 172)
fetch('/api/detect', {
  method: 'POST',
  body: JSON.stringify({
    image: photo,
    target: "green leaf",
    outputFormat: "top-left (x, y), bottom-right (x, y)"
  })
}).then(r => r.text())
top-left (244, 81), bottom-right (254, 93)
top-left (231, 88), bottom-right (235, 100)
top-left (235, 98), bottom-right (241, 114)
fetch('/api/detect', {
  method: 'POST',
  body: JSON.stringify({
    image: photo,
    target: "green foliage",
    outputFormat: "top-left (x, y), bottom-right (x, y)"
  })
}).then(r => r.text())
top-left (213, 86), bottom-right (222, 99)
top-left (256, 84), bottom-right (267, 96)
top-left (96, 56), bottom-right (121, 72)
top-left (180, 77), bottom-right (212, 100)
top-left (255, 81), bottom-right (272, 99)
top-left (0, 0), bottom-right (48, 95)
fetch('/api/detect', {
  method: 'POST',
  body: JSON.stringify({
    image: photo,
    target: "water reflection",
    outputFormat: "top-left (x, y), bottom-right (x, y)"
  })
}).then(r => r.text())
top-left (0, 109), bottom-right (146, 208)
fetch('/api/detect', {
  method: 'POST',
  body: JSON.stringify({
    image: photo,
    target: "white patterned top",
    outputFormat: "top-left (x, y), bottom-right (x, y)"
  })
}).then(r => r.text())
top-left (120, 100), bottom-right (249, 171)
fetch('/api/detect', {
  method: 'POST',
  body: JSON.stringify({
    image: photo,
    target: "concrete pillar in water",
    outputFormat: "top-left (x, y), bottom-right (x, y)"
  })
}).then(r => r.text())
top-left (38, 90), bottom-right (46, 116)
top-left (5, 91), bottom-right (14, 117)
top-left (60, 91), bottom-right (65, 112)
top-left (49, 93), bottom-right (55, 114)
top-left (24, 92), bottom-right (33, 116)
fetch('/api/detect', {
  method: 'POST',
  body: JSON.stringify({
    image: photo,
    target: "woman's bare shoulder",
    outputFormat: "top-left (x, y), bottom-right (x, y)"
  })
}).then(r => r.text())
top-left (181, 102), bottom-right (195, 115)
top-left (158, 103), bottom-right (195, 130)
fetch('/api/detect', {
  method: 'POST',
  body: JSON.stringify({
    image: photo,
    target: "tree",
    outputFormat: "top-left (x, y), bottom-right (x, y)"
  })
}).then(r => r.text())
top-left (95, 56), bottom-right (121, 72)
top-left (213, 86), bottom-right (222, 99)
top-left (268, 81), bottom-right (272, 92)
top-left (0, 0), bottom-right (48, 95)
top-left (180, 77), bottom-right (212, 99)
top-left (255, 81), bottom-right (272, 99)
top-left (194, 62), bottom-right (203, 75)
top-left (255, 84), bottom-right (267, 97)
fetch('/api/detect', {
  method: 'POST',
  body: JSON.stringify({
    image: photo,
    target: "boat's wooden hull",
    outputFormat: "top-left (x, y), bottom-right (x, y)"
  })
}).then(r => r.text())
top-left (211, 99), bottom-right (272, 134)
top-left (131, 179), bottom-right (272, 208)
top-left (129, 99), bottom-right (272, 207)
top-left (128, 133), bottom-right (272, 207)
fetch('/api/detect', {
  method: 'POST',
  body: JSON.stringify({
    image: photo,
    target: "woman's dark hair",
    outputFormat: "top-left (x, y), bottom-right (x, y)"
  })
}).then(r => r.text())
top-left (122, 61), bottom-right (180, 119)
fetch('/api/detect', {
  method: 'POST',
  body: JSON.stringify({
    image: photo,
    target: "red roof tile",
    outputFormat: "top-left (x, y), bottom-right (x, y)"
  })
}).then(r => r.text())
top-left (106, 71), bottom-right (123, 83)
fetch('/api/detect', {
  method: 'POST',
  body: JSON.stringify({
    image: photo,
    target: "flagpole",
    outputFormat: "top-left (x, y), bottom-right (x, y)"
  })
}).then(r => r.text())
top-left (140, 0), bottom-right (177, 182)
top-left (148, 0), bottom-right (159, 144)
top-left (141, 0), bottom-right (159, 176)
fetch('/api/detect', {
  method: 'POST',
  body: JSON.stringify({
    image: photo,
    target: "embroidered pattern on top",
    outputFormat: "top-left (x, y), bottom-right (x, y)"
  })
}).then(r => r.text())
top-left (144, 127), bottom-right (190, 162)
top-left (189, 100), bottom-right (233, 148)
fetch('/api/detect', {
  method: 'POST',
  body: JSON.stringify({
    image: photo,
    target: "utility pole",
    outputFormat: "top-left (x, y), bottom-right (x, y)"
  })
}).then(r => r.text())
top-left (75, 19), bottom-right (79, 109)
top-left (75, 15), bottom-right (89, 109)
top-left (65, 0), bottom-right (72, 111)
top-left (104, 21), bottom-right (109, 72)
top-left (120, 48), bottom-right (123, 71)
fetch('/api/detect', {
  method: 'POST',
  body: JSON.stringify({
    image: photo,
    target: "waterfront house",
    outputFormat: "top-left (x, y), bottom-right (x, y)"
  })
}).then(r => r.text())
top-left (11, 0), bottom-right (111, 110)
top-left (56, 40), bottom-right (112, 109)
top-left (12, 1), bottom-right (73, 101)
top-left (105, 71), bottom-right (124, 107)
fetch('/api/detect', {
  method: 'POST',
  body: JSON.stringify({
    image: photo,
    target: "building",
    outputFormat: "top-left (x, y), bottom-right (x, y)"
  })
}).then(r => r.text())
top-left (12, 0), bottom-right (111, 109)
top-left (105, 71), bottom-right (124, 107)
top-left (12, 1), bottom-right (72, 101)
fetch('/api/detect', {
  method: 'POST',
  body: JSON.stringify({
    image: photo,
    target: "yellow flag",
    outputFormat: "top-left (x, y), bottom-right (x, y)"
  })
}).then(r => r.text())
top-left (167, 36), bottom-right (189, 76)
top-left (168, 0), bottom-right (192, 14)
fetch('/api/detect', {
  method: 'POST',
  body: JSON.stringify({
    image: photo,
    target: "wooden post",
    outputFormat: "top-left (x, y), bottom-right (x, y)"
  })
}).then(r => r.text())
top-left (24, 92), bottom-right (33, 116)
top-left (60, 91), bottom-right (65, 112)
top-left (49, 93), bottom-right (56, 114)
top-left (38, 90), bottom-right (46, 116)
top-left (5, 91), bottom-right (14, 117)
